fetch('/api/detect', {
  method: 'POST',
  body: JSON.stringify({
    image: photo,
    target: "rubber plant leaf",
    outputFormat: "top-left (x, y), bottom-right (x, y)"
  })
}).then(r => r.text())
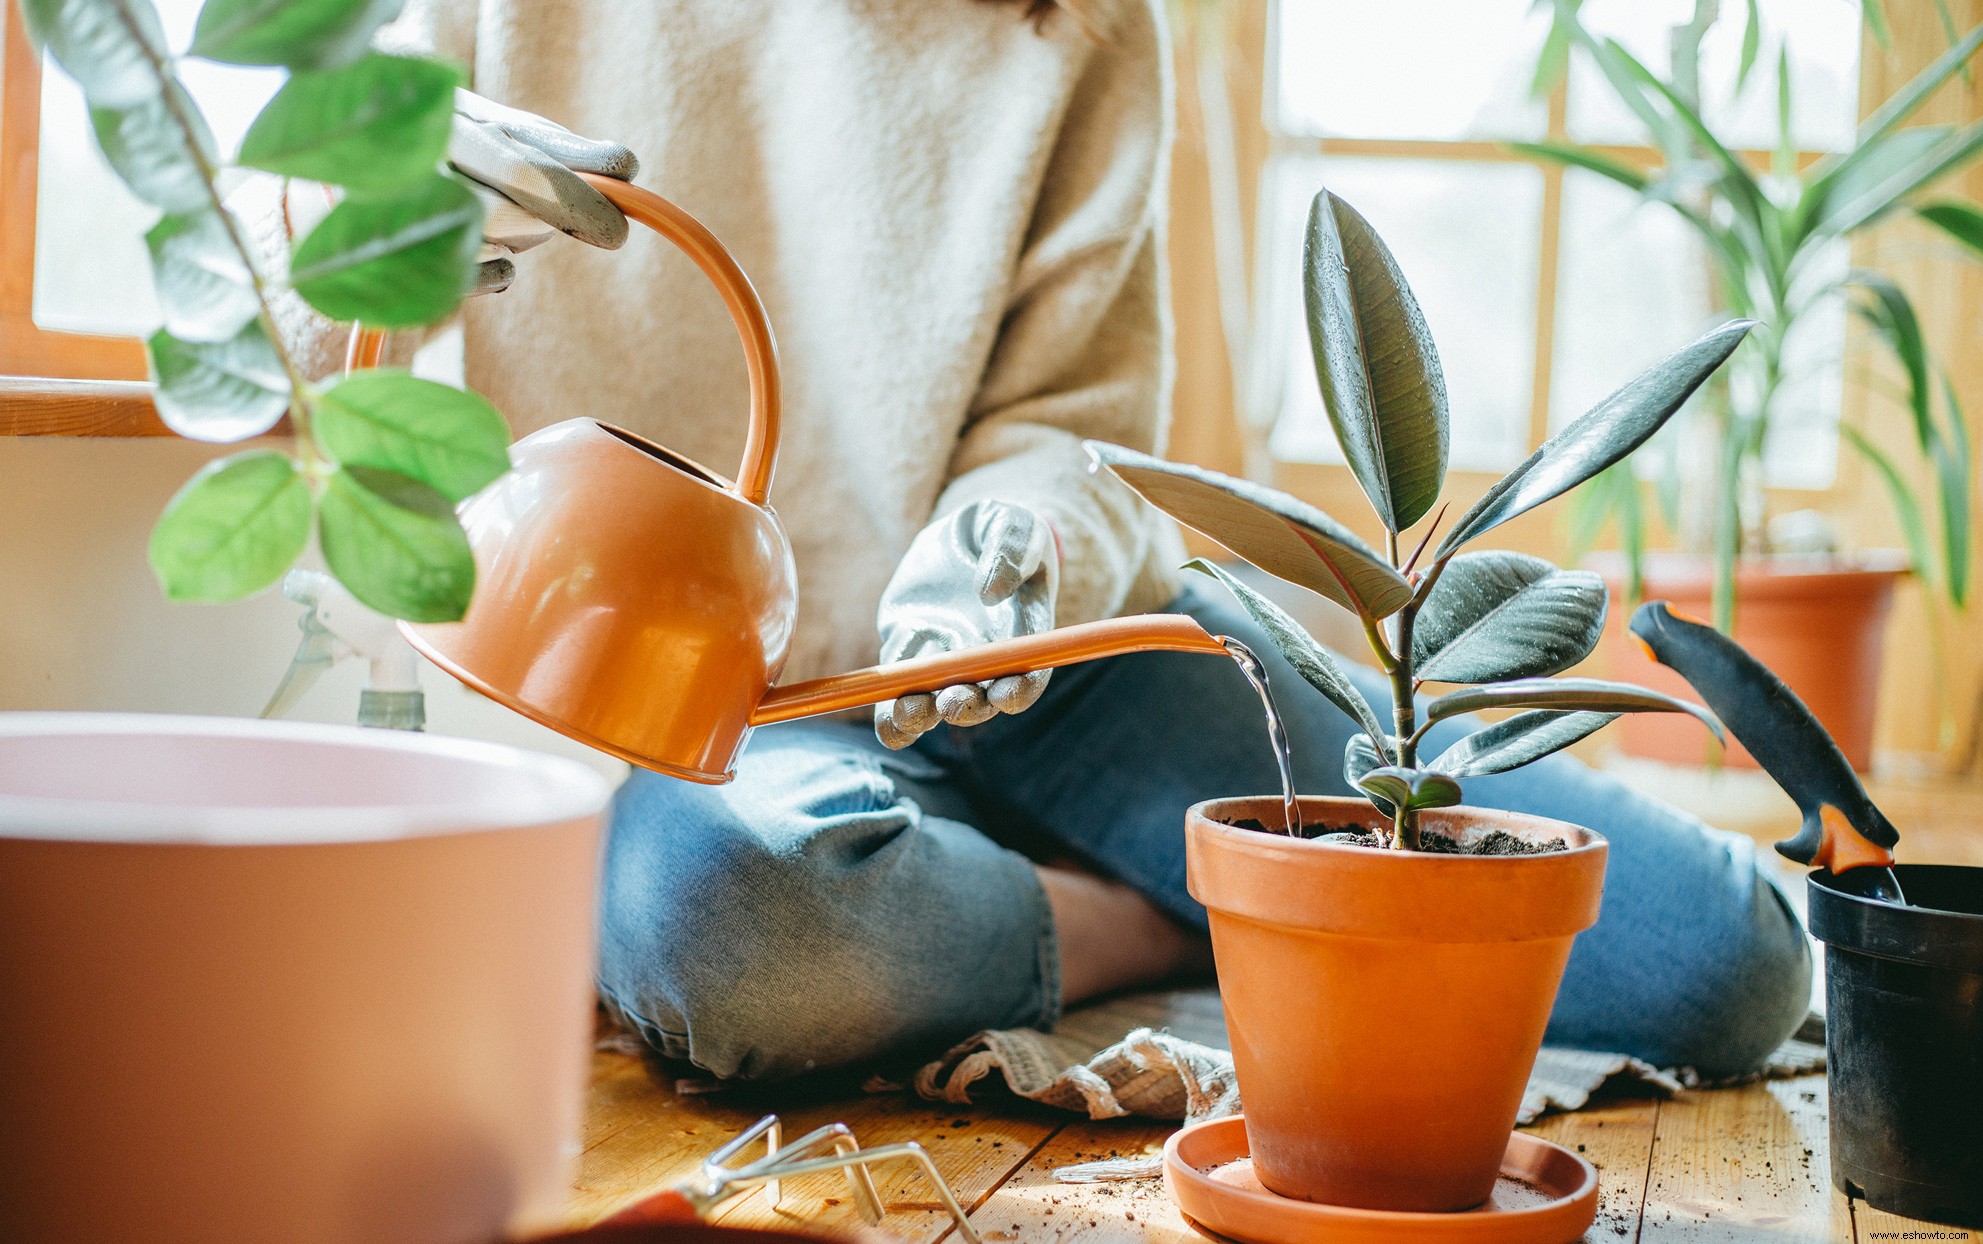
top-left (1356, 767), bottom-right (1463, 813)
top-left (1629, 602), bottom-right (1898, 866)
top-left (148, 450), bottom-right (312, 602)
top-left (1425, 677), bottom-right (1723, 742)
top-left (1430, 709), bottom-right (1619, 779)
top-left (1089, 443), bottom-right (1411, 619)
top-left (238, 54), bottom-right (459, 192)
top-left (1343, 732), bottom-right (1399, 816)
top-left (90, 80), bottom-right (219, 215)
top-left (1435, 320), bottom-right (1753, 559)
top-left (316, 369), bottom-right (512, 503)
top-left (318, 464), bottom-right (476, 622)
top-left (1413, 551), bottom-right (1607, 683)
top-left (20, 0), bottom-right (171, 108)
top-left (146, 209), bottom-right (261, 342)
top-left (1303, 190), bottom-right (1448, 532)
top-left (147, 320), bottom-right (292, 442)
top-left (1185, 559), bottom-right (1391, 747)
top-left (191, 0), bottom-right (408, 69)
top-left (289, 173), bottom-right (484, 327)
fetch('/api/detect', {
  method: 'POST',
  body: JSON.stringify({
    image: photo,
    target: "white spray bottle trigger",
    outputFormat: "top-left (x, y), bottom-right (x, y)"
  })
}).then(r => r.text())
top-left (261, 570), bottom-right (425, 729)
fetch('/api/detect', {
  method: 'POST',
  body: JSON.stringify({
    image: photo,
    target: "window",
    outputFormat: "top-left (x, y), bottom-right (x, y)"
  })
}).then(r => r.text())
top-left (1254, 0), bottom-right (1862, 490)
top-left (0, 0), bottom-right (279, 384)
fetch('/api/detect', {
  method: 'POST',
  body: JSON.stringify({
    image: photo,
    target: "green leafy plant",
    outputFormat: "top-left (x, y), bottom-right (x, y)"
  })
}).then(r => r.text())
top-left (1092, 190), bottom-right (1738, 848)
top-left (1521, 2), bottom-right (1981, 630)
top-left (23, 0), bottom-right (508, 622)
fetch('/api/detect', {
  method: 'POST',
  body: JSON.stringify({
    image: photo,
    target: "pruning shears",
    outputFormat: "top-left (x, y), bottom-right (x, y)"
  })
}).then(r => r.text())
top-left (1628, 602), bottom-right (1903, 900)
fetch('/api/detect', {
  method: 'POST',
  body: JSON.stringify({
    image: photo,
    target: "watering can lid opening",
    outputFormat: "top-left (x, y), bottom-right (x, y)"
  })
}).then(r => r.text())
top-left (590, 421), bottom-right (737, 493)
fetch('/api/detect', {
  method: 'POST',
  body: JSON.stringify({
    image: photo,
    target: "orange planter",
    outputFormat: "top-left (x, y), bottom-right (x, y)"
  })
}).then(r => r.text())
top-left (1594, 553), bottom-right (1905, 772)
top-left (1186, 798), bottom-right (1607, 1213)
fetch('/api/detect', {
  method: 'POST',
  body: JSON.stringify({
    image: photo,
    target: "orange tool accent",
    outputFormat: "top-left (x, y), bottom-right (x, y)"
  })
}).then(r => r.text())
top-left (354, 176), bottom-right (1230, 780)
top-left (1811, 804), bottom-right (1898, 875)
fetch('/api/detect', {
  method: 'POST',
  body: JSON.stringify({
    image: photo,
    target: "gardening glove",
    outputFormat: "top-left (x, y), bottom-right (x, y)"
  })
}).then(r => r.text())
top-left (447, 89), bottom-right (640, 294)
top-left (873, 500), bottom-right (1059, 750)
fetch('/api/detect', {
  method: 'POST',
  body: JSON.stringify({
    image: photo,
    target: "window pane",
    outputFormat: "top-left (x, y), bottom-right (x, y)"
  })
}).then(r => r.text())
top-left (1275, 0), bottom-right (1548, 141)
top-left (1566, 0), bottom-right (1861, 151)
top-left (1550, 170), bottom-right (1842, 489)
top-left (31, 0), bottom-right (284, 337)
top-left (1264, 157), bottom-right (1541, 473)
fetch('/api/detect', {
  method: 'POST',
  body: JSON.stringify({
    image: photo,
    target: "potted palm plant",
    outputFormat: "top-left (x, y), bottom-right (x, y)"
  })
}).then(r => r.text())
top-left (1089, 187), bottom-right (1741, 1216)
top-left (4, 3), bottom-right (612, 1242)
top-left (1519, 4), bottom-right (1982, 771)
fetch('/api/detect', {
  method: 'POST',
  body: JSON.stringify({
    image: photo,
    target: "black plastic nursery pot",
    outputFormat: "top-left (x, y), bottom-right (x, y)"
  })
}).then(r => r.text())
top-left (1809, 865), bottom-right (1983, 1227)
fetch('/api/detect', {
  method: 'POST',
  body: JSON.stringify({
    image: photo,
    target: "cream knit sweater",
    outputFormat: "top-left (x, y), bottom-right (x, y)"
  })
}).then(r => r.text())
top-left (279, 0), bottom-right (1186, 686)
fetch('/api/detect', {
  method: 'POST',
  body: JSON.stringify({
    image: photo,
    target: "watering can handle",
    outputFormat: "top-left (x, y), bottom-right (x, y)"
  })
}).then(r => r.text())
top-left (345, 174), bottom-right (783, 507)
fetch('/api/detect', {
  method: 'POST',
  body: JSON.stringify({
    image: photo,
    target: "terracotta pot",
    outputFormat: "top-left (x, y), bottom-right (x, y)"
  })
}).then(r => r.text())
top-left (0, 714), bottom-right (611, 1244)
top-left (1593, 552), bottom-right (1905, 772)
top-left (1186, 797), bottom-right (1607, 1213)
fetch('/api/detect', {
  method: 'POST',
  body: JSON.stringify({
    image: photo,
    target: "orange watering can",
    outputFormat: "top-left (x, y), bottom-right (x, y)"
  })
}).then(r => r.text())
top-left (362, 177), bottom-right (1230, 781)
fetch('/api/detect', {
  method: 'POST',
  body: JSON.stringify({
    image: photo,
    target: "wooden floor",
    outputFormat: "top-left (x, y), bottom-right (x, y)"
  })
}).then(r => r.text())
top-left (559, 768), bottom-right (1983, 1244)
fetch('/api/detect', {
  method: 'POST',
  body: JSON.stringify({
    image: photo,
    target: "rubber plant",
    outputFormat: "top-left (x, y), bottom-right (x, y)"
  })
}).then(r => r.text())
top-left (1091, 188), bottom-right (1739, 848)
top-left (23, 0), bottom-right (508, 623)
top-left (1521, 0), bottom-right (1981, 630)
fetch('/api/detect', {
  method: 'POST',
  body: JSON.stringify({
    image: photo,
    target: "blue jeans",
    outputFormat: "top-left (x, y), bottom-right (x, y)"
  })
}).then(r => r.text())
top-left (598, 585), bottom-right (1811, 1082)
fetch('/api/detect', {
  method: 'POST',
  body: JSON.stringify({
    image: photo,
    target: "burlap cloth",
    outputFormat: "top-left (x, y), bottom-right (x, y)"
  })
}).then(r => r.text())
top-left (868, 986), bottom-right (1824, 1182)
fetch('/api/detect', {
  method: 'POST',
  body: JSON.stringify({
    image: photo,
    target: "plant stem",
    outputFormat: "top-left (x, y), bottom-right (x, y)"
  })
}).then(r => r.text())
top-left (1385, 526), bottom-right (1420, 851)
top-left (114, 1), bottom-right (320, 466)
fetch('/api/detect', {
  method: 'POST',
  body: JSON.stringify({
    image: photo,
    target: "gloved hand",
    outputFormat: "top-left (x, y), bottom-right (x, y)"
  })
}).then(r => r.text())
top-left (447, 89), bottom-right (640, 294)
top-left (874, 501), bottom-right (1059, 750)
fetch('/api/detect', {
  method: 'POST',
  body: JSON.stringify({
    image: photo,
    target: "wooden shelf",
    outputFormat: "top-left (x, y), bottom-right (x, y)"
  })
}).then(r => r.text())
top-left (0, 377), bottom-right (170, 437)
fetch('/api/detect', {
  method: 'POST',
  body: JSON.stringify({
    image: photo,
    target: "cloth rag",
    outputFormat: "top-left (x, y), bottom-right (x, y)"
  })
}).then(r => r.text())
top-left (872, 986), bottom-right (1825, 1182)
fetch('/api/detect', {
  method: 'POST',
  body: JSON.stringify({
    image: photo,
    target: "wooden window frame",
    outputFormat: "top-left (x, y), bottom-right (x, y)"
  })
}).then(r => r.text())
top-left (1249, 0), bottom-right (1848, 519)
top-left (1, 1), bottom-right (166, 434)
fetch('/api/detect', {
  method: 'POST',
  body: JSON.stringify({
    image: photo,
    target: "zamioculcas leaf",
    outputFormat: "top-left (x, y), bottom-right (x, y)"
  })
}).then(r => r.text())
top-left (316, 369), bottom-right (511, 502)
top-left (1414, 551), bottom-right (1607, 683)
top-left (1304, 190), bottom-right (1449, 532)
top-left (289, 173), bottom-right (483, 326)
top-left (238, 54), bottom-right (459, 192)
top-left (1089, 443), bottom-right (1411, 619)
top-left (146, 209), bottom-right (260, 342)
top-left (1425, 677), bottom-right (1723, 741)
top-left (90, 81), bottom-right (219, 214)
top-left (1436, 320), bottom-right (1753, 559)
top-left (148, 320), bottom-right (291, 441)
top-left (21, 0), bottom-right (171, 107)
top-left (318, 465), bottom-right (475, 622)
top-left (1430, 710), bottom-right (1620, 778)
top-left (148, 450), bottom-right (311, 601)
top-left (191, 0), bottom-right (407, 69)
top-left (1186, 559), bottom-right (1391, 748)
top-left (1356, 767), bottom-right (1463, 813)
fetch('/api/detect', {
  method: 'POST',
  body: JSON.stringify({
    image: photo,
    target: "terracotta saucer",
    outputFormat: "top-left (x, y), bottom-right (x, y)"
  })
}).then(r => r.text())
top-left (1163, 1117), bottom-right (1598, 1244)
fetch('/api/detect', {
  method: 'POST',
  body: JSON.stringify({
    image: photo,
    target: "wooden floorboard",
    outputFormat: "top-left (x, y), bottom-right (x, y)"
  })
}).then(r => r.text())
top-left (966, 1121), bottom-right (1195, 1244)
top-left (1638, 1075), bottom-right (1849, 1243)
top-left (1524, 1092), bottom-right (1661, 1241)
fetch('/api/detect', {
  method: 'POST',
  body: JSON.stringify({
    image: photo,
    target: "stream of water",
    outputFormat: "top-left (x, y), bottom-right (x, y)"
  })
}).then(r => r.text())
top-left (1220, 637), bottom-right (1301, 837)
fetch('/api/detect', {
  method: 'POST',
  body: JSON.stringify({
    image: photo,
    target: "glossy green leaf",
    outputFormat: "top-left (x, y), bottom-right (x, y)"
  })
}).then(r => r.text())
top-left (1186, 559), bottom-right (1391, 747)
top-left (1430, 709), bottom-right (1619, 778)
top-left (1436, 321), bottom-right (1752, 559)
top-left (318, 465), bottom-right (475, 622)
top-left (289, 174), bottom-right (483, 327)
top-left (315, 369), bottom-right (510, 502)
top-left (21, 0), bottom-right (170, 107)
top-left (90, 81), bottom-right (218, 214)
top-left (239, 54), bottom-right (458, 191)
top-left (191, 0), bottom-right (406, 68)
top-left (1840, 424), bottom-right (1936, 594)
top-left (1344, 732), bottom-right (1391, 786)
top-left (1508, 141), bottom-right (1647, 193)
top-left (1414, 551), bottom-right (1607, 683)
top-left (1916, 199), bottom-right (1983, 257)
top-left (1426, 677), bottom-right (1723, 741)
top-left (1090, 443), bottom-right (1412, 619)
top-left (148, 450), bottom-right (311, 601)
top-left (1356, 766), bottom-right (1463, 813)
top-left (1303, 191), bottom-right (1449, 532)
top-left (146, 209), bottom-right (260, 342)
top-left (147, 320), bottom-right (291, 441)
